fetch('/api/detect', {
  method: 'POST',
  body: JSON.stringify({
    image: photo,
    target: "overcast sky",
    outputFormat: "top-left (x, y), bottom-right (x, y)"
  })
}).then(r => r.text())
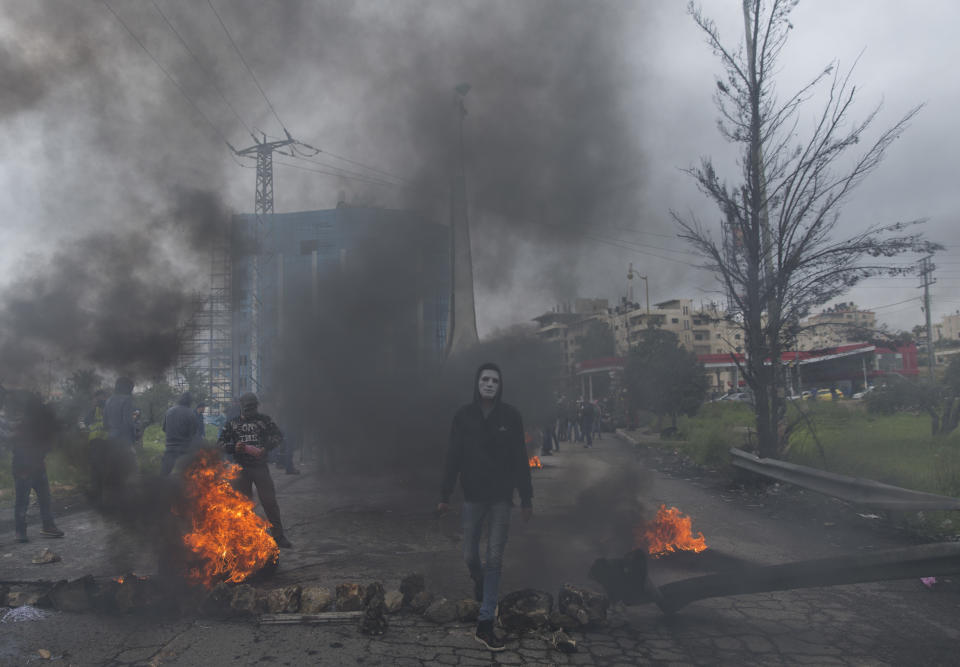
top-left (0, 0), bottom-right (957, 354)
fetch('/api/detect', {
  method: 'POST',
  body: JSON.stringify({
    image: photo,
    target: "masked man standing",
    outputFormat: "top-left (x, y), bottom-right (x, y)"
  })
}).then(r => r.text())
top-left (438, 362), bottom-right (533, 652)
top-left (217, 393), bottom-right (292, 548)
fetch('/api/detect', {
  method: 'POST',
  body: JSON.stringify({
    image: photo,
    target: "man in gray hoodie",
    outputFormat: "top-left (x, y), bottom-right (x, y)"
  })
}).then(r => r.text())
top-left (161, 392), bottom-right (201, 475)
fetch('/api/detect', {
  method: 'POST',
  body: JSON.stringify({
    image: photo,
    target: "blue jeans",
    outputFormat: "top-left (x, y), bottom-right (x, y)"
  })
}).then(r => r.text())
top-left (462, 501), bottom-right (511, 622)
top-left (14, 469), bottom-right (55, 535)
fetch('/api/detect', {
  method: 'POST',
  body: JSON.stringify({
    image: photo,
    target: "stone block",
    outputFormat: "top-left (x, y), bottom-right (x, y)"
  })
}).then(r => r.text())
top-left (383, 590), bottom-right (403, 613)
top-left (229, 584), bottom-right (260, 615)
top-left (558, 584), bottom-right (608, 627)
top-left (409, 590), bottom-right (434, 614)
top-left (263, 586), bottom-right (301, 613)
top-left (498, 589), bottom-right (553, 632)
top-left (299, 586), bottom-right (333, 613)
top-left (424, 597), bottom-right (458, 624)
top-left (5, 588), bottom-right (46, 607)
top-left (399, 573), bottom-right (425, 605)
top-left (336, 583), bottom-right (366, 612)
top-left (456, 598), bottom-right (480, 622)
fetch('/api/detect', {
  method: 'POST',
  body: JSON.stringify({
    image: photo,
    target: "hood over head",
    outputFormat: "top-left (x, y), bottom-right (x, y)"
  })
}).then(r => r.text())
top-left (114, 376), bottom-right (134, 395)
top-left (473, 361), bottom-right (503, 405)
top-left (176, 391), bottom-right (192, 407)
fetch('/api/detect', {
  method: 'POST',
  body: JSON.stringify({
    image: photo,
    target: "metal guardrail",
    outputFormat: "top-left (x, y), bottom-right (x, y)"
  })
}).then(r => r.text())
top-left (729, 448), bottom-right (960, 511)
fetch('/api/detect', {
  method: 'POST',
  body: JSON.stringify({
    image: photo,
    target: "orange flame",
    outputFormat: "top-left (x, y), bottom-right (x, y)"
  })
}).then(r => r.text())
top-left (181, 449), bottom-right (279, 589)
top-left (528, 455), bottom-right (543, 469)
top-left (637, 505), bottom-right (707, 558)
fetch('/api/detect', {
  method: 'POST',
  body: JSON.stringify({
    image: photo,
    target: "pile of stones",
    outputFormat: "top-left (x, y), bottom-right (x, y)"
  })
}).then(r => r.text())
top-left (2, 572), bottom-right (608, 650)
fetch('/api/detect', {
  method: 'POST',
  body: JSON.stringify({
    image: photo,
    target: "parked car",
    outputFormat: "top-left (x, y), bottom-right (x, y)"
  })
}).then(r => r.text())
top-left (852, 386), bottom-right (875, 400)
top-left (815, 388), bottom-right (840, 401)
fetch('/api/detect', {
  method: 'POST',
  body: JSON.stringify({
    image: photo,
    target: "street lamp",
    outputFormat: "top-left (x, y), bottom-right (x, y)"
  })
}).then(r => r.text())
top-left (627, 264), bottom-right (649, 314)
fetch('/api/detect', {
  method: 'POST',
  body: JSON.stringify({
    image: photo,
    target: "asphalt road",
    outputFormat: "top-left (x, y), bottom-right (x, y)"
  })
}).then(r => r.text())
top-left (2, 431), bottom-right (959, 666)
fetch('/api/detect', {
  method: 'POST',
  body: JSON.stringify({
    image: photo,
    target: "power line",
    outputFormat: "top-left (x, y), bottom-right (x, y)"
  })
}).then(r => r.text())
top-left (284, 152), bottom-right (410, 188)
top-left (206, 0), bottom-right (286, 132)
top-left (150, 0), bottom-right (254, 138)
top-left (274, 158), bottom-right (413, 190)
top-left (260, 131), bottom-right (415, 186)
top-left (101, 0), bottom-right (233, 150)
top-left (869, 296), bottom-right (921, 311)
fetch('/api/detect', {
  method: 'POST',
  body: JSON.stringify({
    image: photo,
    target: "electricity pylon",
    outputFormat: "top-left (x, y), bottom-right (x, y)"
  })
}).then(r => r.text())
top-left (231, 130), bottom-right (317, 393)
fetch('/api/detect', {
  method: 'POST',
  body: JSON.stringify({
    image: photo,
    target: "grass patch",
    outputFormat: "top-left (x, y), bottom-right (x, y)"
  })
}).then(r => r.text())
top-left (671, 402), bottom-right (755, 468)
top-left (667, 401), bottom-right (960, 536)
top-left (666, 401), bottom-right (960, 498)
top-left (787, 405), bottom-right (960, 495)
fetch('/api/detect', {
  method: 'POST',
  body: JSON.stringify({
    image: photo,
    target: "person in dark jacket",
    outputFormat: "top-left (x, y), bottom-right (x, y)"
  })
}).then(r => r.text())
top-left (161, 392), bottom-right (201, 476)
top-left (217, 392), bottom-right (292, 548)
top-left (6, 392), bottom-right (64, 542)
top-left (95, 376), bottom-right (139, 495)
top-left (438, 362), bottom-right (533, 652)
top-left (103, 377), bottom-right (136, 448)
top-left (580, 399), bottom-right (595, 448)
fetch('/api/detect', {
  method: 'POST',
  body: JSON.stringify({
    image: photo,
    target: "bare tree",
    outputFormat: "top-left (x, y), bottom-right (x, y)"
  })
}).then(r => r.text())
top-left (675, 0), bottom-right (941, 458)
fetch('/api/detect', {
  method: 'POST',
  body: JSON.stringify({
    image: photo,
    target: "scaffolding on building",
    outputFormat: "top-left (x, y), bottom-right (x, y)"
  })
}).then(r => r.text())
top-left (176, 232), bottom-right (233, 413)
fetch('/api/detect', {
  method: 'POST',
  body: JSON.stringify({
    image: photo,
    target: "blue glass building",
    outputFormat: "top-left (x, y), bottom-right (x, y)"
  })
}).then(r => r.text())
top-left (230, 205), bottom-right (450, 398)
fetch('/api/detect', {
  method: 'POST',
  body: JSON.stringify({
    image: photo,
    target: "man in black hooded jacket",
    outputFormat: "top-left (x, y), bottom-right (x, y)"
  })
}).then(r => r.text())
top-left (438, 362), bottom-right (532, 652)
top-left (217, 393), bottom-right (292, 548)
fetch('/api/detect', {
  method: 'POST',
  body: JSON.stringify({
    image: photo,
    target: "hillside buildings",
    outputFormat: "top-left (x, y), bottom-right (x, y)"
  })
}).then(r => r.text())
top-left (534, 296), bottom-right (910, 397)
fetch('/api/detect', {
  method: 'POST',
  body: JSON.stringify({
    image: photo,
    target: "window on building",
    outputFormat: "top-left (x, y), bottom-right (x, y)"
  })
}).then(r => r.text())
top-left (694, 333), bottom-right (705, 341)
top-left (735, 333), bottom-right (741, 340)
top-left (682, 306), bottom-right (689, 315)
top-left (671, 318), bottom-right (679, 324)
top-left (683, 320), bottom-right (690, 330)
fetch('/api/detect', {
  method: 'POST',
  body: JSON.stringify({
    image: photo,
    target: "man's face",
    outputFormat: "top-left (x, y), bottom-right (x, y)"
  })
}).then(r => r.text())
top-left (478, 369), bottom-right (500, 400)
top-left (241, 403), bottom-right (258, 418)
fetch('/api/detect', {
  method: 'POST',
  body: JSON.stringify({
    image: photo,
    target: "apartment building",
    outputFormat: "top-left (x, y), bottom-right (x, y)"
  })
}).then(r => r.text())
top-left (936, 311), bottom-right (960, 343)
top-left (798, 302), bottom-right (876, 349)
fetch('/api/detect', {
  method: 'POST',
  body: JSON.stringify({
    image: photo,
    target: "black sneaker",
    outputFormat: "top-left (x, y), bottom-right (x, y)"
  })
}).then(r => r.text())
top-left (273, 534), bottom-right (293, 549)
top-left (472, 576), bottom-right (484, 602)
top-left (474, 620), bottom-right (505, 652)
top-left (40, 526), bottom-right (64, 538)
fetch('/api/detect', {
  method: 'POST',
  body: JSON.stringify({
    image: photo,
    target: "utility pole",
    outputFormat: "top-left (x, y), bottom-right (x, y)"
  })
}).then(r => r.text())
top-left (919, 255), bottom-right (936, 380)
top-left (233, 130), bottom-right (316, 393)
